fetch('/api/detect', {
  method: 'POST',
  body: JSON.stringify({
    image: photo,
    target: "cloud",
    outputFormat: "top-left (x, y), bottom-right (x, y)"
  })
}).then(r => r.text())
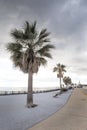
top-left (50, 0), bottom-right (87, 36)
top-left (0, 0), bottom-right (87, 87)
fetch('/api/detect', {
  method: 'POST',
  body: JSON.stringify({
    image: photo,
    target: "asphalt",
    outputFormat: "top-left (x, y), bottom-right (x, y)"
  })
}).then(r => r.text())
top-left (28, 88), bottom-right (87, 130)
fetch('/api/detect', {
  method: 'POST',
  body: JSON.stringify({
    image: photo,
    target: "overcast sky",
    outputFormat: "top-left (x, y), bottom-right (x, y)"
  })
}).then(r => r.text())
top-left (0, 0), bottom-right (87, 90)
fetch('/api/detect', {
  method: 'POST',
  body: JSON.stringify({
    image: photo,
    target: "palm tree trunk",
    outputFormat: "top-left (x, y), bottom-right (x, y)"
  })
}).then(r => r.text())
top-left (60, 77), bottom-right (62, 90)
top-left (27, 70), bottom-right (33, 107)
top-left (53, 76), bottom-right (62, 97)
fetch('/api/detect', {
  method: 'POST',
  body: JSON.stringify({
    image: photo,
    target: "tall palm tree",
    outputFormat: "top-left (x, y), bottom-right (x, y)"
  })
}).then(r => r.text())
top-left (53, 63), bottom-right (66, 97)
top-left (7, 21), bottom-right (55, 108)
top-left (53, 63), bottom-right (66, 90)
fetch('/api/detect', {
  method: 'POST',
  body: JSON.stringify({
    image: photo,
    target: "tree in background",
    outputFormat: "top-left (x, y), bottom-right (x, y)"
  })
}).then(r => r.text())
top-left (53, 63), bottom-right (66, 89)
top-left (63, 76), bottom-right (72, 88)
top-left (53, 63), bottom-right (66, 97)
top-left (7, 21), bottom-right (55, 108)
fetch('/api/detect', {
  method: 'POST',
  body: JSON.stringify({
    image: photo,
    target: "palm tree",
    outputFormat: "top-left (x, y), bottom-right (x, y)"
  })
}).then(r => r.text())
top-left (7, 21), bottom-right (55, 108)
top-left (53, 63), bottom-right (66, 91)
top-left (63, 76), bottom-right (72, 88)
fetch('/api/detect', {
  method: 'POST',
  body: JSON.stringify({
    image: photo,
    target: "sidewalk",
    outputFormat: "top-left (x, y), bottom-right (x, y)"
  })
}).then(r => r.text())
top-left (28, 88), bottom-right (87, 130)
top-left (0, 90), bottom-right (72, 130)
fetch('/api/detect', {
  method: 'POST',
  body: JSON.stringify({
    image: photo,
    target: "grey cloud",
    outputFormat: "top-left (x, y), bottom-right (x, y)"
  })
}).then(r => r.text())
top-left (1, 0), bottom-right (86, 37)
top-left (48, 0), bottom-right (87, 41)
top-left (0, 0), bottom-right (66, 19)
top-left (78, 67), bottom-right (87, 72)
top-left (0, 0), bottom-right (67, 43)
top-left (74, 53), bottom-right (87, 71)
top-left (75, 67), bottom-right (87, 75)
top-left (0, 0), bottom-right (87, 76)
top-left (0, 0), bottom-right (87, 35)
top-left (54, 41), bottom-right (68, 50)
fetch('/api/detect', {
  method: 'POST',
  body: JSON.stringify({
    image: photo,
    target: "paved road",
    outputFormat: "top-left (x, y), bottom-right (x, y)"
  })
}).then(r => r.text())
top-left (28, 88), bottom-right (87, 130)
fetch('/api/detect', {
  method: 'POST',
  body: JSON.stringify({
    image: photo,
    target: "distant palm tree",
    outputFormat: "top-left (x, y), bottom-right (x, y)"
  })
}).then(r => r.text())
top-left (7, 21), bottom-right (55, 108)
top-left (53, 63), bottom-right (66, 90)
top-left (63, 76), bottom-right (72, 88)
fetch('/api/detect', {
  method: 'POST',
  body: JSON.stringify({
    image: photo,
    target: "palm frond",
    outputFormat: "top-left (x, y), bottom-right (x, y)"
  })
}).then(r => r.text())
top-left (39, 57), bottom-right (47, 66)
top-left (57, 63), bottom-right (61, 67)
top-left (33, 38), bottom-right (50, 48)
top-left (40, 29), bottom-right (47, 35)
top-left (24, 21), bottom-right (37, 40)
top-left (53, 63), bottom-right (66, 79)
top-left (7, 43), bottom-right (22, 53)
top-left (39, 32), bottom-right (50, 40)
top-left (53, 67), bottom-right (58, 72)
top-left (31, 21), bottom-right (37, 34)
top-left (36, 44), bottom-right (55, 56)
top-left (42, 52), bottom-right (52, 58)
top-left (11, 29), bottom-right (24, 40)
top-left (41, 39), bottom-right (50, 42)
top-left (61, 64), bottom-right (66, 72)
top-left (62, 69), bottom-right (66, 72)
top-left (39, 28), bottom-right (50, 41)
top-left (61, 64), bottom-right (66, 68)
top-left (11, 51), bottom-right (23, 68)
top-left (24, 21), bottom-right (30, 34)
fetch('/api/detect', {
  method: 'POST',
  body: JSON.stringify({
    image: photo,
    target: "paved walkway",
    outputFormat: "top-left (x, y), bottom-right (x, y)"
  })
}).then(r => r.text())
top-left (28, 88), bottom-right (87, 130)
